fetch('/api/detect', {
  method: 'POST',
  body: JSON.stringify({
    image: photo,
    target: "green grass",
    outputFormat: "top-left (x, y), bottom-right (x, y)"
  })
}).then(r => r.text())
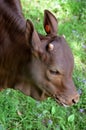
top-left (0, 0), bottom-right (86, 130)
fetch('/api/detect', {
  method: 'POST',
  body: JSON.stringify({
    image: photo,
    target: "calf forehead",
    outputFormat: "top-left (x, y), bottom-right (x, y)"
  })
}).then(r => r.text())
top-left (47, 36), bottom-right (74, 73)
top-left (52, 37), bottom-right (73, 59)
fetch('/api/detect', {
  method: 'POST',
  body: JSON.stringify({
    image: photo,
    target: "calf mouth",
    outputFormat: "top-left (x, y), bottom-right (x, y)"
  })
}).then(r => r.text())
top-left (53, 94), bottom-right (69, 107)
top-left (55, 98), bottom-right (69, 107)
top-left (41, 87), bottom-right (69, 107)
top-left (38, 83), bottom-right (79, 106)
top-left (53, 93), bottom-right (79, 107)
top-left (42, 87), bottom-right (69, 107)
top-left (42, 88), bottom-right (70, 107)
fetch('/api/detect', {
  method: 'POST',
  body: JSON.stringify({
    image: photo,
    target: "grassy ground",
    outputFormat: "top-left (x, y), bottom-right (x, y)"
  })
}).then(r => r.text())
top-left (0, 0), bottom-right (86, 130)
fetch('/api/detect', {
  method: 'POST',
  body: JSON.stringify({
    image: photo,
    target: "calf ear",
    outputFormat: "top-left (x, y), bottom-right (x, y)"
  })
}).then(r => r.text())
top-left (44, 10), bottom-right (58, 34)
top-left (26, 20), bottom-right (41, 52)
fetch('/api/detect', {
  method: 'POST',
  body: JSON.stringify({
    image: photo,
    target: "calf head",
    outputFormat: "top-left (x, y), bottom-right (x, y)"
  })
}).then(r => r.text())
top-left (17, 10), bottom-right (79, 106)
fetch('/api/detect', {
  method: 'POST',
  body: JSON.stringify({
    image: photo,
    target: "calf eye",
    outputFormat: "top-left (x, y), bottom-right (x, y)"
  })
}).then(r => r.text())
top-left (49, 70), bottom-right (60, 75)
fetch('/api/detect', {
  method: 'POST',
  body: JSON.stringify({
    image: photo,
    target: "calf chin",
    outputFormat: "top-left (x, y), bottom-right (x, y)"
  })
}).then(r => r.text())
top-left (15, 82), bottom-right (48, 100)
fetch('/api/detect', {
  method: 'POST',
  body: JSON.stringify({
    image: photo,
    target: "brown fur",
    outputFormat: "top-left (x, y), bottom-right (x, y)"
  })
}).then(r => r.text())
top-left (0, 0), bottom-right (79, 106)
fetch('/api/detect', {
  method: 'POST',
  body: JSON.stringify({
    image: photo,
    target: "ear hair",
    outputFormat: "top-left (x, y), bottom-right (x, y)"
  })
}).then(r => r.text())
top-left (44, 10), bottom-right (58, 34)
top-left (26, 20), bottom-right (42, 53)
top-left (26, 19), bottom-right (34, 45)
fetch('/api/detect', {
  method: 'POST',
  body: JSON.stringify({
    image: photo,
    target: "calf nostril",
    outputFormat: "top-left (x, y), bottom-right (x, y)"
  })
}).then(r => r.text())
top-left (72, 94), bottom-right (79, 104)
top-left (72, 99), bottom-right (76, 104)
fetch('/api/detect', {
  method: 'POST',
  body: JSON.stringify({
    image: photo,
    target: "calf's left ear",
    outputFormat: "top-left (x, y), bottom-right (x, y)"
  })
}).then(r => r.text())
top-left (44, 10), bottom-right (58, 35)
top-left (26, 20), bottom-right (42, 53)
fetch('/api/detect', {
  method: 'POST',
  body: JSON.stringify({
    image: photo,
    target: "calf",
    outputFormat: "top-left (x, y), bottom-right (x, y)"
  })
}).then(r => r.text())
top-left (0, 0), bottom-right (79, 106)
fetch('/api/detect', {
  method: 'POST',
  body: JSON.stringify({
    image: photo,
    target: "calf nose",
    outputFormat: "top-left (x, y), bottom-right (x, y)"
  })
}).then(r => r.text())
top-left (71, 93), bottom-right (79, 104)
top-left (65, 93), bottom-right (80, 106)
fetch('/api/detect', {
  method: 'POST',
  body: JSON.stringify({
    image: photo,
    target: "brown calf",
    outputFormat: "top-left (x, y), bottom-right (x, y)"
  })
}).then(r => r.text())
top-left (0, 0), bottom-right (79, 106)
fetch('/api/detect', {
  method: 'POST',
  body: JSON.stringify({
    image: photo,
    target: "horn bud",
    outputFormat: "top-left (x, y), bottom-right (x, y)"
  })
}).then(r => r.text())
top-left (48, 43), bottom-right (54, 51)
